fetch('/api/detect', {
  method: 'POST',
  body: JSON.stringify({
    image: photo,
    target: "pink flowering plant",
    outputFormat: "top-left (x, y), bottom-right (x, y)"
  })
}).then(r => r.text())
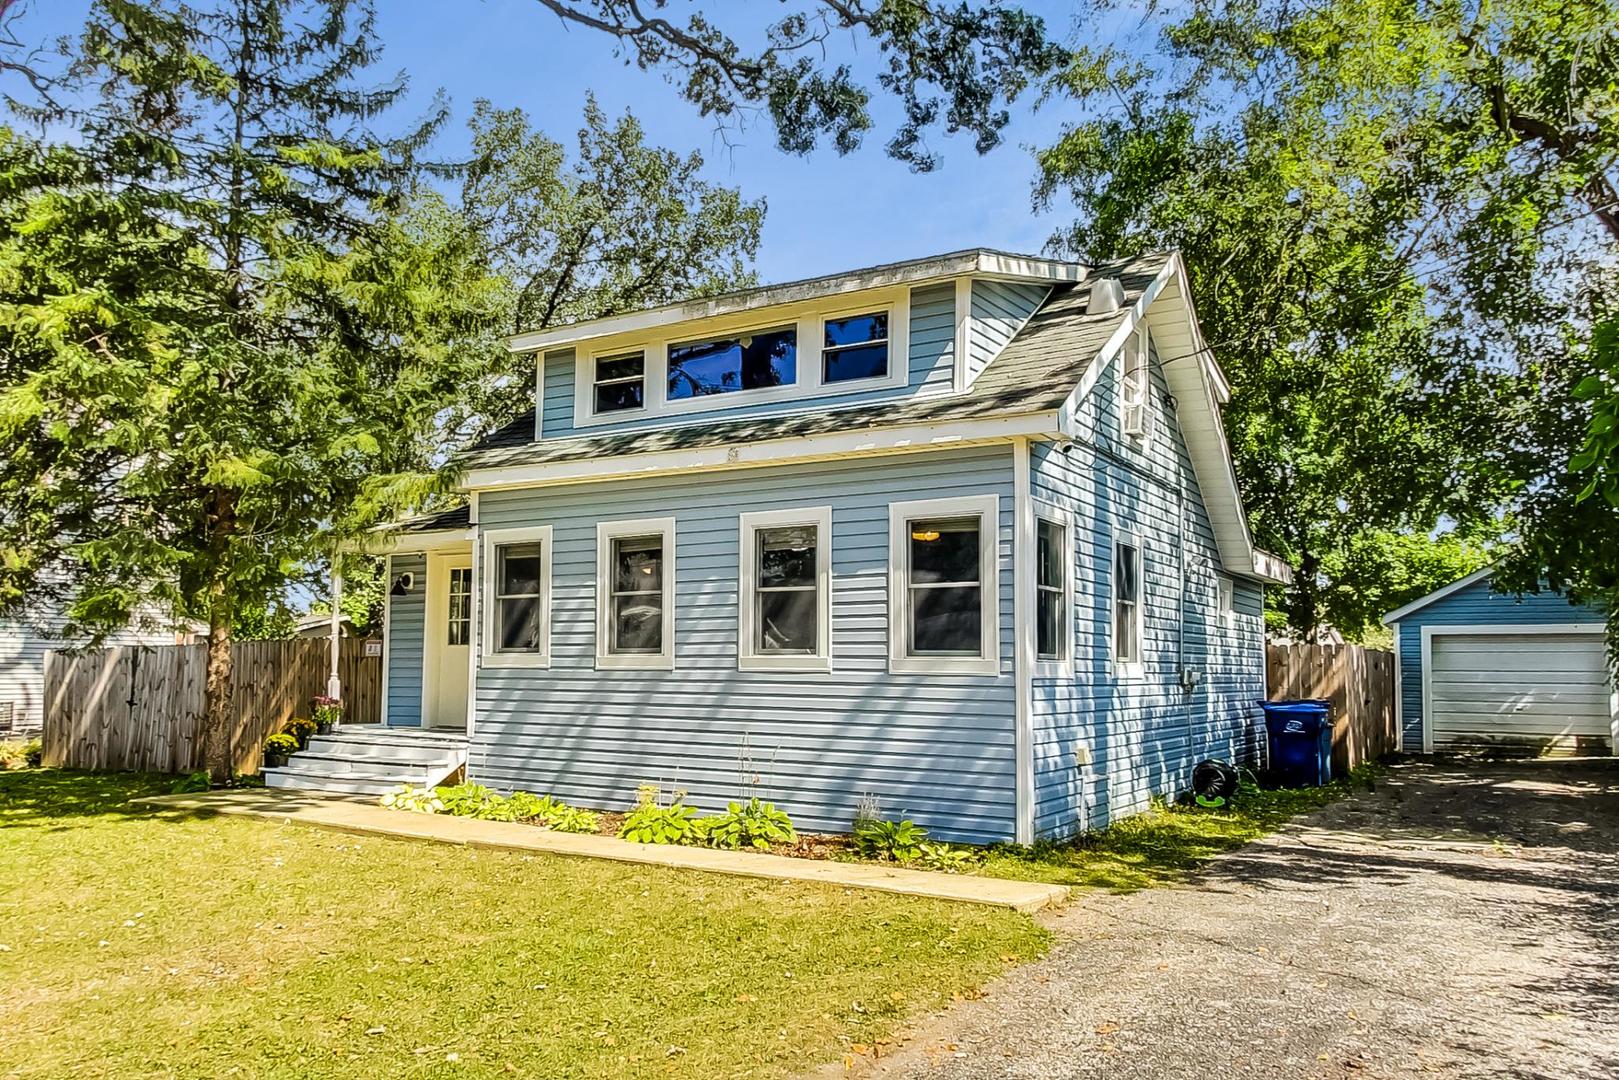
top-left (312, 696), bottom-right (342, 731)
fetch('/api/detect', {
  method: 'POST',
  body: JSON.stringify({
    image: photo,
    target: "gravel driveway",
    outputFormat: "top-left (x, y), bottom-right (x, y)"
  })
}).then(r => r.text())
top-left (827, 758), bottom-right (1619, 1080)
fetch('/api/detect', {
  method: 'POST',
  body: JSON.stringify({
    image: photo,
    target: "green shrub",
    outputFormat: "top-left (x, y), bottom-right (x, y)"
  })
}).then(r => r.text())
top-left (169, 770), bottom-right (212, 794)
top-left (263, 733), bottom-right (298, 757)
top-left (701, 797), bottom-right (796, 851)
top-left (541, 801), bottom-right (600, 834)
top-left (853, 817), bottom-right (928, 863)
top-left (619, 799), bottom-right (701, 845)
top-left (380, 783), bottom-right (444, 814)
top-left (918, 840), bottom-right (980, 874)
top-left (437, 782), bottom-right (504, 818)
top-left (0, 739), bottom-right (41, 770)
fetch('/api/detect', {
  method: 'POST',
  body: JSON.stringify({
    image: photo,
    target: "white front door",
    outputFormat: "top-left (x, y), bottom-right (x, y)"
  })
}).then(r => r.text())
top-left (424, 554), bottom-right (473, 730)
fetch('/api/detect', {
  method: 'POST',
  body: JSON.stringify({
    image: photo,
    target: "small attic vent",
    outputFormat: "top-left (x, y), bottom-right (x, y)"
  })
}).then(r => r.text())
top-left (1087, 277), bottom-right (1125, 314)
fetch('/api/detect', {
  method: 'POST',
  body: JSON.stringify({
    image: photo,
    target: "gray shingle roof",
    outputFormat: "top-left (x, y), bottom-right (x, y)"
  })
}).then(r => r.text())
top-left (455, 251), bottom-right (1170, 474)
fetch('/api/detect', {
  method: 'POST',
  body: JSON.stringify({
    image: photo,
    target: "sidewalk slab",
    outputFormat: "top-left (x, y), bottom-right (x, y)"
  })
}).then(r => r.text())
top-left (136, 788), bottom-right (1069, 914)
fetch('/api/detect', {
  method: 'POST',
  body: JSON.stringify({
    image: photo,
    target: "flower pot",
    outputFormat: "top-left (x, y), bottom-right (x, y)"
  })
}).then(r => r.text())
top-left (294, 732), bottom-right (311, 750)
top-left (264, 751), bottom-right (288, 769)
top-left (316, 720), bottom-right (332, 735)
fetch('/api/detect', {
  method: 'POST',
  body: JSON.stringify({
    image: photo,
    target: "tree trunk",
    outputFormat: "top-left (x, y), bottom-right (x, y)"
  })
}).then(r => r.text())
top-left (201, 600), bottom-right (233, 780)
top-left (198, 487), bottom-right (238, 781)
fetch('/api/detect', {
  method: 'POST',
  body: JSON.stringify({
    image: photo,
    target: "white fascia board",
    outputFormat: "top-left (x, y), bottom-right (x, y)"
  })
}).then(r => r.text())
top-left (1381, 565), bottom-right (1496, 625)
top-left (461, 412), bottom-right (1062, 493)
top-left (506, 250), bottom-right (1085, 354)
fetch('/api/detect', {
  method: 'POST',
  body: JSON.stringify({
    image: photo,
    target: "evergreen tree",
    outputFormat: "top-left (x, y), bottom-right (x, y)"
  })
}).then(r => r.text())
top-left (0, 0), bottom-right (503, 778)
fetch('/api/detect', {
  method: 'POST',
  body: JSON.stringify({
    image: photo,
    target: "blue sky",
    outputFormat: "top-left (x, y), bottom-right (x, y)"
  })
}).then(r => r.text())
top-left (14, 1), bottom-right (1150, 283)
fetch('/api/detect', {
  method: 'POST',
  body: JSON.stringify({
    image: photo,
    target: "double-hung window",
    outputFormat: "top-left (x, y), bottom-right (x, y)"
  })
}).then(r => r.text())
top-left (889, 495), bottom-right (1000, 675)
top-left (597, 517), bottom-right (676, 669)
top-left (481, 526), bottom-right (552, 668)
top-left (1035, 516), bottom-right (1071, 665)
top-left (1121, 326), bottom-right (1149, 439)
top-left (1113, 538), bottom-right (1143, 671)
top-left (822, 311), bottom-right (890, 384)
top-left (739, 507), bottom-right (832, 671)
top-left (593, 351), bottom-right (646, 414)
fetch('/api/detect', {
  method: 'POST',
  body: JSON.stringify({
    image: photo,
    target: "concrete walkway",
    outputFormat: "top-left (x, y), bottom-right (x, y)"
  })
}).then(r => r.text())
top-left (136, 787), bottom-right (1068, 913)
top-left (826, 758), bottom-right (1619, 1080)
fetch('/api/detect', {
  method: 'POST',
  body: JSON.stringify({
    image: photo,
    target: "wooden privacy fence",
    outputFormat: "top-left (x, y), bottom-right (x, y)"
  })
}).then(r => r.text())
top-left (42, 637), bottom-right (380, 774)
top-left (1266, 642), bottom-right (1397, 774)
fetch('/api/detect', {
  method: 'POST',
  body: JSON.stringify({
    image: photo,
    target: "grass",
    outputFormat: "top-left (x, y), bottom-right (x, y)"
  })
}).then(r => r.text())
top-left (977, 766), bottom-right (1382, 892)
top-left (0, 770), bottom-right (1047, 1080)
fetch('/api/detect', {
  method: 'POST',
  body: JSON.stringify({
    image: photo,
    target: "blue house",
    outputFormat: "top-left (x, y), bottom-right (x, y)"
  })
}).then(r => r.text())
top-left (270, 248), bottom-right (1291, 843)
top-left (1382, 569), bottom-right (1614, 756)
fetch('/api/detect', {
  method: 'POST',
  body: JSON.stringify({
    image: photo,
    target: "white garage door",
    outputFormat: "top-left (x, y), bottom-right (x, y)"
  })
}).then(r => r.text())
top-left (1429, 632), bottom-right (1613, 749)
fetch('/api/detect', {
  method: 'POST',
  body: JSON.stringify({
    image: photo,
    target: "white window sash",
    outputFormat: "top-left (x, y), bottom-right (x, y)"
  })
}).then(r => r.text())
top-left (1112, 535), bottom-right (1145, 675)
top-left (888, 494), bottom-right (1000, 676)
top-left (596, 516), bottom-right (677, 670)
top-left (1033, 511), bottom-right (1073, 671)
top-left (738, 506), bottom-right (833, 672)
top-left (480, 525), bottom-right (553, 669)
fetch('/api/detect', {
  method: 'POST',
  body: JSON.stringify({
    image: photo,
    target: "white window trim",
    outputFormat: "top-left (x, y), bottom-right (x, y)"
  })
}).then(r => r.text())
top-left (1032, 501), bottom-right (1074, 677)
top-left (570, 289), bottom-right (909, 430)
top-left (888, 493), bottom-right (1001, 676)
top-left (480, 525), bottom-right (553, 669)
top-left (1111, 531), bottom-right (1145, 678)
top-left (738, 506), bottom-right (833, 672)
top-left (1217, 573), bottom-right (1237, 623)
top-left (1120, 324), bottom-right (1150, 442)
top-left (596, 515), bottom-right (677, 670)
top-left (585, 347), bottom-right (649, 419)
top-left (810, 299), bottom-right (908, 394)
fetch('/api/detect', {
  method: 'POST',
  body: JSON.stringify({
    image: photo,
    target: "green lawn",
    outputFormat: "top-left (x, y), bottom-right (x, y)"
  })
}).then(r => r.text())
top-left (978, 766), bottom-right (1381, 891)
top-left (0, 771), bottom-right (1046, 1080)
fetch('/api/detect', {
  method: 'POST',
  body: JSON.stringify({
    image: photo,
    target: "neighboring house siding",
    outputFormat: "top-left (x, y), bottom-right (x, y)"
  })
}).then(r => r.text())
top-left (385, 553), bottom-right (427, 727)
top-left (1390, 578), bottom-right (1603, 751)
top-left (535, 285), bottom-right (959, 441)
top-left (470, 445), bottom-right (1018, 843)
top-left (968, 281), bottom-right (1047, 386)
top-left (1028, 340), bottom-right (1265, 837)
top-left (1, 610), bottom-right (181, 733)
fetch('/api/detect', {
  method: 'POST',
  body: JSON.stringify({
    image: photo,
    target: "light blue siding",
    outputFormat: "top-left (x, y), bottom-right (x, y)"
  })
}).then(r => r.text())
top-left (470, 445), bottom-right (1018, 843)
top-left (385, 553), bottom-right (426, 726)
top-left (540, 349), bottom-right (574, 437)
top-left (535, 285), bottom-right (958, 441)
top-left (968, 281), bottom-right (1047, 385)
top-left (1028, 336), bottom-right (1265, 837)
top-left (1389, 577), bottom-right (1603, 751)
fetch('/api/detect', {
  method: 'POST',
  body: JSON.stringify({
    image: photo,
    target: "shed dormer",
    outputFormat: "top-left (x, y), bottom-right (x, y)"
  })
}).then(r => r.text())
top-left (504, 249), bottom-right (1084, 442)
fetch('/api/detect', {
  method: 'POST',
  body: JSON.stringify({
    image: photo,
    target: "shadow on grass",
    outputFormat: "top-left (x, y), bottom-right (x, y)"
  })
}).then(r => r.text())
top-left (976, 767), bottom-right (1384, 892)
top-left (0, 768), bottom-right (221, 829)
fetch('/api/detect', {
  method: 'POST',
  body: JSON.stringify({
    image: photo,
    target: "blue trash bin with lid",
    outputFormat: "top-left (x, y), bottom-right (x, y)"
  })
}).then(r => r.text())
top-left (1258, 699), bottom-right (1332, 786)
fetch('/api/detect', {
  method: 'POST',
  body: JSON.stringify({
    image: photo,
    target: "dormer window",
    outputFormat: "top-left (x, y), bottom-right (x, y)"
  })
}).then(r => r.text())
top-left (593, 351), bottom-right (645, 414)
top-left (822, 311), bottom-right (890, 383)
top-left (666, 325), bottom-right (797, 400)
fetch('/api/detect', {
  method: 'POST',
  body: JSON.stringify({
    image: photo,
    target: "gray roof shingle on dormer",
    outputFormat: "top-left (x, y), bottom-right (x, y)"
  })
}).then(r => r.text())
top-left (454, 251), bottom-right (1171, 473)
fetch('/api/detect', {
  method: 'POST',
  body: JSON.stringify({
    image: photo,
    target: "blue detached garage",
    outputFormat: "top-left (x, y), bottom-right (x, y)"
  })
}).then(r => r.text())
top-left (1382, 568), bottom-right (1615, 756)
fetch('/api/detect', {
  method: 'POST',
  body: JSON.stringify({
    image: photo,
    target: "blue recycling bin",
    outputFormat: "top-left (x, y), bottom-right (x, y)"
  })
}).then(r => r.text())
top-left (1258, 699), bottom-right (1332, 787)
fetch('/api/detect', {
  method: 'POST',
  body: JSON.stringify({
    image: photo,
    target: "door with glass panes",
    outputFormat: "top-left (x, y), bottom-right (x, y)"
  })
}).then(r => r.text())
top-left (425, 553), bottom-right (472, 729)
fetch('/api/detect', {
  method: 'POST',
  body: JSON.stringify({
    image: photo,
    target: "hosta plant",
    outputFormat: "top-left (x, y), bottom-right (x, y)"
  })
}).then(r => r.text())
top-left (853, 817), bottom-right (928, 863)
top-left (381, 783), bottom-right (445, 815)
top-left (918, 840), bottom-right (980, 873)
top-left (437, 782), bottom-right (504, 818)
top-left (702, 798), bottom-right (796, 851)
top-left (619, 799), bottom-right (701, 845)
